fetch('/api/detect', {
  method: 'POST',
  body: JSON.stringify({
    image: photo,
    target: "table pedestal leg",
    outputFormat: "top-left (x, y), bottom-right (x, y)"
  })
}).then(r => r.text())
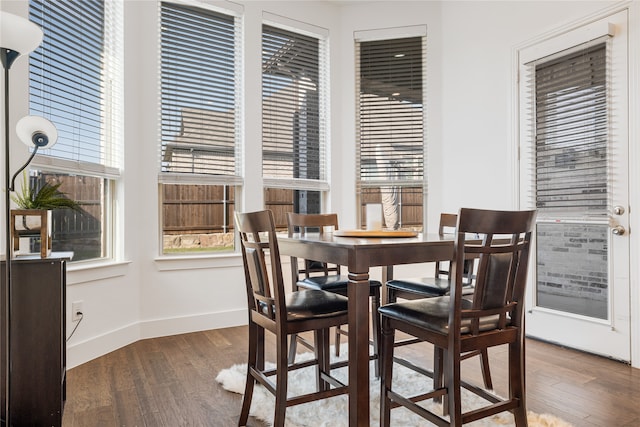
top-left (348, 271), bottom-right (370, 426)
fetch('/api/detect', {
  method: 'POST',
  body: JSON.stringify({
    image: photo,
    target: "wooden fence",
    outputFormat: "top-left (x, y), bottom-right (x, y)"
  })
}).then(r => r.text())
top-left (361, 187), bottom-right (423, 230)
top-left (37, 174), bottom-right (103, 260)
top-left (163, 185), bottom-right (423, 235)
top-left (163, 184), bottom-right (236, 234)
top-left (30, 176), bottom-right (423, 257)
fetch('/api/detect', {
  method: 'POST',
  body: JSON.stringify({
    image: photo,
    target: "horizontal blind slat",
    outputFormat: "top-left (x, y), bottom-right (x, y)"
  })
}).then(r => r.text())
top-left (357, 35), bottom-right (425, 188)
top-left (159, 2), bottom-right (239, 178)
top-left (262, 24), bottom-right (325, 182)
top-left (535, 43), bottom-right (607, 215)
top-left (29, 0), bottom-right (122, 171)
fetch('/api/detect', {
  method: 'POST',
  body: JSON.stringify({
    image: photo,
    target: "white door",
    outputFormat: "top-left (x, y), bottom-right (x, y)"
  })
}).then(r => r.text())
top-left (518, 10), bottom-right (630, 362)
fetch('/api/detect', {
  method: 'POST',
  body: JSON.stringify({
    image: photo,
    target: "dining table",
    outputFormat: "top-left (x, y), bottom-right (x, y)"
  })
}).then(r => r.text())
top-left (277, 230), bottom-right (456, 426)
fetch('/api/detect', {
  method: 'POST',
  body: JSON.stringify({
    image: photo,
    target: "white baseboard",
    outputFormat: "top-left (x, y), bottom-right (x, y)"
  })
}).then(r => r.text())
top-left (66, 321), bottom-right (140, 370)
top-left (140, 309), bottom-right (247, 339)
top-left (66, 309), bottom-right (247, 369)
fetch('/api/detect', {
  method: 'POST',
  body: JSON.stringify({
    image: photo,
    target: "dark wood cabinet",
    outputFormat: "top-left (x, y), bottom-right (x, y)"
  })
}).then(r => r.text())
top-left (1, 257), bottom-right (67, 426)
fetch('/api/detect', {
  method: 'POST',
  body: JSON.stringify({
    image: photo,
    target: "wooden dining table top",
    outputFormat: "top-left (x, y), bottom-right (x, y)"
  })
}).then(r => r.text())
top-left (278, 231), bottom-right (455, 271)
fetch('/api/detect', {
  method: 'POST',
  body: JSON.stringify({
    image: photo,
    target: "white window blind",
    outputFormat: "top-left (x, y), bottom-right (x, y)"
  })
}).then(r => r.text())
top-left (355, 36), bottom-right (425, 189)
top-left (262, 24), bottom-right (327, 190)
top-left (29, 0), bottom-right (122, 174)
top-left (160, 2), bottom-right (241, 184)
top-left (533, 42), bottom-right (608, 217)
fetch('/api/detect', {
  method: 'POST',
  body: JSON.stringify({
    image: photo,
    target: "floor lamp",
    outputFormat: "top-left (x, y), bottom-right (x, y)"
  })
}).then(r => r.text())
top-left (1, 10), bottom-right (50, 426)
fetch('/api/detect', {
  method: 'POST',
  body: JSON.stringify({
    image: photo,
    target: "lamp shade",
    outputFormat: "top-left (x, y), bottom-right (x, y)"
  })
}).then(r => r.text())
top-left (0, 11), bottom-right (43, 56)
top-left (16, 115), bottom-right (58, 149)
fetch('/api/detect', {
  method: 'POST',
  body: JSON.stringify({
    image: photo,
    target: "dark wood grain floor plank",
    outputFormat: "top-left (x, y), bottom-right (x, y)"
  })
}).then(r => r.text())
top-left (62, 326), bottom-right (640, 427)
top-left (112, 388), bottom-right (146, 427)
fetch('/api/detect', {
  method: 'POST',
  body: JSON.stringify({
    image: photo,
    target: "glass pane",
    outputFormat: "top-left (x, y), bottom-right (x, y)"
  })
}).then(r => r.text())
top-left (264, 188), bottom-right (321, 231)
top-left (357, 37), bottom-right (424, 183)
top-left (29, 0), bottom-right (107, 165)
top-left (162, 184), bottom-right (235, 254)
top-left (535, 44), bottom-right (607, 218)
top-left (360, 187), bottom-right (423, 232)
top-left (356, 36), bottom-right (425, 232)
top-left (262, 25), bottom-right (322, 180)
top-left (536, 222), bottom-right (608, 319)
top-left (160, 2), bottom-right (238, 177)
top-left (25, 171), bottom-right (106, 262)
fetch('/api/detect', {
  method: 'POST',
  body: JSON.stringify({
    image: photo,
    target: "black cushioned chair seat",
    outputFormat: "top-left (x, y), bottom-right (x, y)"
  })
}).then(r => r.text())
top-left (386, 277), bottom-right (449, 297)
top-left (286, 290), bottom-right (349, 321)
top-left (378, 296), bottom-right (503, 334)
top-left (298, 275), bottom-right (382, 295)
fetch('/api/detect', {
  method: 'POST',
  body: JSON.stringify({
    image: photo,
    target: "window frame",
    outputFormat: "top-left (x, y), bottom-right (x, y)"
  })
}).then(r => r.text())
top-left (28, 0), bottom-right (123, 264)
top-left (261, 15), bottom-right (330, 222)
top-left (157, 0), bottom-right (243, 256)
top-left (354, 26), bottom-right (427, 231)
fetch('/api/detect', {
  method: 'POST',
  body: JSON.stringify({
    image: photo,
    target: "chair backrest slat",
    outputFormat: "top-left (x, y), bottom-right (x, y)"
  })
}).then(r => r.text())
top-left (288, 212), bottom-right (339, 235)
top-left (287, 213), bottom-right (341, 280)
top-left (236, 210), bottom-right (286, 323)
top-left (436, 213), bottom-right (475, 282)
top-left (451, 208), bottom-right (536, 336)
top-left (438, 213), bottom-right (458, 236)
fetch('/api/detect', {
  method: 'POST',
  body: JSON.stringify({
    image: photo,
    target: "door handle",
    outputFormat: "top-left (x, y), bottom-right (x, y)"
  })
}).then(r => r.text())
top-left (613, 205), bottom-right (625, 215)
top-left (612, 225), bottom-right (626, 236)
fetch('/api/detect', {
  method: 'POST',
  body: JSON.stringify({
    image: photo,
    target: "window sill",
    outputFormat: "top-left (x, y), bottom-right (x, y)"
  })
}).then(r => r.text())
top-left (154, 252), bottom-right (243, 272)
top-left (67, 260), bottom-right (132, 285)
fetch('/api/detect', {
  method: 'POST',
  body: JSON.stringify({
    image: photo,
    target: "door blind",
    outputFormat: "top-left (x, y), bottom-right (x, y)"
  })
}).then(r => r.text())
top-left (262, 24), bottom-right (326, 189)
top-left (534, 43), bottom-right (608, 217)
top-left (160, 2), bottom-right (240, 181)
top-left (356, 36), bottom-right (425, 189)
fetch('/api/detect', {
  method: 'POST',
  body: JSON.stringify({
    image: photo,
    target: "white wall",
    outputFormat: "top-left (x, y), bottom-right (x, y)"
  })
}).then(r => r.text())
top-left (66, 0), bottom-right (345, 368)
top-left (2, 0), bottom-right (636, 368)
top-left (438, 1), bottom-right (619, 212)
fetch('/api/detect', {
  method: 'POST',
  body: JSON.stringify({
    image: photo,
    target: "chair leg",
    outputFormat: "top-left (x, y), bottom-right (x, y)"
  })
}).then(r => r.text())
top-left (371, 289), bottom-right (381, 377)
top-left (509, 340), bottom-right (528, 426)
top-left (239, 322), bottom-right (259, 426)
top-left (433, 346), bottom-right (444, 406)
top-left (315, 328), bottom-right (331, 391)
top-left (479, 348), bottom-right (493, 390)
top-left (289, 283), bottom-right (301, 364)
top-left (445, 348), bottom-right (463, 427)
top-left (387, 287), bottom-right (397, 304)
top-left (288, 334), bottom-right (298, 364)
top-left (334, 327), bottom-right (341, 357)
top-left (256, 327), bottom-right (265, 372)
top-left (273, 332), bottom-right (289, 427)
top-left (379, 318), bottom-right (395, 427)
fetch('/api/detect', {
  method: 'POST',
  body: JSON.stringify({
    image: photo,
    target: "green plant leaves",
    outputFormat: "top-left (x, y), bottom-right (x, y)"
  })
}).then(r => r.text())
top-left (11, 173), bottom-right (80, 211)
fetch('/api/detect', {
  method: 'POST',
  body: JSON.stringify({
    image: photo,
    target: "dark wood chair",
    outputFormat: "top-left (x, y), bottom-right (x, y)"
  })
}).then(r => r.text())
top-left (379, 208), bottom-right (536, 426)
top-left (286, 212), bottom-right (382, 375)
top-left (235, 210), bottom-right (349, 427)
top-left (385, 212), bottom-right (493, 390)
top-left (386, 213), bottom-right (472, 302)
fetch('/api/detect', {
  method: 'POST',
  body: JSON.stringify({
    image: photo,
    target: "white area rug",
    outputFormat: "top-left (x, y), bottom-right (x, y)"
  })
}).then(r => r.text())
top-left (216, 351), bottom-right (573, 427)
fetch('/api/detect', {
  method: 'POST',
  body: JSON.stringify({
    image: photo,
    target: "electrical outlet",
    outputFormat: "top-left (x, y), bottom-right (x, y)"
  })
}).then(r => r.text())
top-left (72, 301), bottom-right (83, 322)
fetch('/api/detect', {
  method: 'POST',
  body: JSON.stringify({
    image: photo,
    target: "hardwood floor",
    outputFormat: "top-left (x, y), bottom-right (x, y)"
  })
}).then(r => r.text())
top-left (62, 326), bottom-right (640, 426)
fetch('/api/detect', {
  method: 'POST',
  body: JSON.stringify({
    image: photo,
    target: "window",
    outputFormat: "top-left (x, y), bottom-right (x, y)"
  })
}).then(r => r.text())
top-left (533, 43), bottom-right (607, 217)
top-left (159, 2), bottom-right (241, 254)
top-left (355, 34), bottom-right (426, 231)
top-left (525, 41), bottom-right (611, 319)
top-left (262, 23), bottom-right (328, 230)
top-left (28, 0), bottom-right (122, 262)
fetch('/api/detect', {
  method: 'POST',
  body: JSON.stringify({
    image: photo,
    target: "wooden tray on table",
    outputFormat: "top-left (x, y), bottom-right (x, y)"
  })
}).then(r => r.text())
top-left (333, 230), bottom-right (418, 238)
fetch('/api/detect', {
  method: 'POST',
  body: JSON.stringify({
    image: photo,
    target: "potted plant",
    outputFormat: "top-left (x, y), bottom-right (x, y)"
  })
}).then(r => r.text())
top-left (10, 173), bottom-right (79, 257)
